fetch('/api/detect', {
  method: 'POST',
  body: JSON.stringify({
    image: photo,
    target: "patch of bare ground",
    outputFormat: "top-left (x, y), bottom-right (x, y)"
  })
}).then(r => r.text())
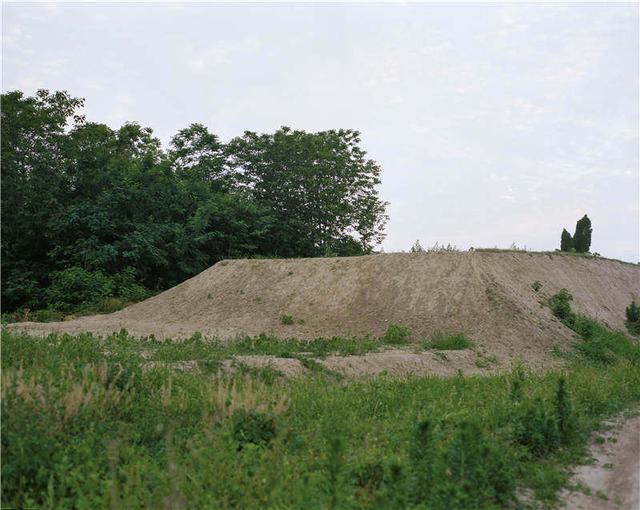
top-left (561, 414), bottom-right (640, 510)
top-left (11, 252), bottom-right (639, 370)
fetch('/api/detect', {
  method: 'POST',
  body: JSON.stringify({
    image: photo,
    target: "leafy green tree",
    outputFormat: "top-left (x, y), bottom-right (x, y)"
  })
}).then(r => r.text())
top-left (1, 91), bottom-right (390, 314)
top-left (169, 123), bottom-right (228, 188)
top-left (1, 90), bottom-right (85, 309)
top-left (573, 215), bottom-right (592, 253)
top-left (45, 267), bottom-right (113, 312)
top-left (228, 127), bottom-right (388, 257)
top-left (187, 192), bottom-right (274, 263)
top-left (560, 229), bottom-right (573, 252)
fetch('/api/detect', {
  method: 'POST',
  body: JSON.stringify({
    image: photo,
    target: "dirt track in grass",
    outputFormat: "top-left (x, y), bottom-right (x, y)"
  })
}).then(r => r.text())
top-left (561, 414), bottom-right (640, 510)
top-left (12, 251), bottom-right (639, 373)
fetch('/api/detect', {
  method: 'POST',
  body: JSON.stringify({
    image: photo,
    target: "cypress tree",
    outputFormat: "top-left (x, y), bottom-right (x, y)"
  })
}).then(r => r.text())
top-left (560, 229), bottom-right (574, 252)
top-left (573, 215), bottom-right (592, 253)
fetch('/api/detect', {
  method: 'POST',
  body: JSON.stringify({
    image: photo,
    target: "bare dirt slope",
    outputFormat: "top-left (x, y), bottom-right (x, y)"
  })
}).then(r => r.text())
top-left (561, 414), bottom-right (640, 510)
top-left (12, 252), bottom-right (639, 368)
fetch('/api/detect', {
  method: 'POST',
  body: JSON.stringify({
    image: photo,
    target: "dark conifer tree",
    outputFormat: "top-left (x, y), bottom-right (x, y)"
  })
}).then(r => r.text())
top-left (573, 215), bottom-right (592, 253)
top-left (560, 229), bottom-right (574, 252)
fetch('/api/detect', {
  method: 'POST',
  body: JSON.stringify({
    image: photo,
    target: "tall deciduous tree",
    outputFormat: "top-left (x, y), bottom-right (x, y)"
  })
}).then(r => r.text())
top-left (227, 127), bottom-right (388, 257)
top-left (573, 215), bottom-right (592, 253)
top-left (1, 91), bottom-right (390, 312)
top-left (1, 90), bottom-right (85, 309)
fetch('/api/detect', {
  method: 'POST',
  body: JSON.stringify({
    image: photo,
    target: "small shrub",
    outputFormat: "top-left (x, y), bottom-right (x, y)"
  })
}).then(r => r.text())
top-left (509, 363), bottom-right (527, 403)
top-left (555, 376), bottom-right (574, 446)
top-left (442, 420), bottom-right (516, 507)
top-left (409, 419), bottom-right (435, 503)
top-left (280, 314), bottom-right (294, 325)
top-left (353, 461), bottom-right (385, 495)
top-left (549, 289), bottom-right (576, 326)
top-left (231, 409), bottom-right (276, 448)
top-left (572, 315), bottom-right (595, 339)
top-left (422, 332), bottom-right (472, 350)
top-left (625, 301), bottom-right (640, 335)
top-left (512, 398), bottom-right (560, 457)
top-left (531, 281), bottom-right (542, 292)
top-left (382, 324), bottom-right (411, 345)
top-left (325, 435), bottom-right (344, 509)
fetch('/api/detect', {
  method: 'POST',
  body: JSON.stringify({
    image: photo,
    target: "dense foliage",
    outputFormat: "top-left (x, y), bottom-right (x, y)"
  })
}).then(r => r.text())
top-left (572, 215), bottom-right (592, 254)
top-left (559, 215), bottom-right (592, 253)
top-left (625, 301), bottom-right (640, 336)
top-left (1, 90), bottom-right (388, 312)
top-left (560, 228), bottom-right (573, 252)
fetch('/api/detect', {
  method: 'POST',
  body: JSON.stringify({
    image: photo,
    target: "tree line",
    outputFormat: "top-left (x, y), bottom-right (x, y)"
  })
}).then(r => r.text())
top-left (1, 90), bottom-right (388, 312)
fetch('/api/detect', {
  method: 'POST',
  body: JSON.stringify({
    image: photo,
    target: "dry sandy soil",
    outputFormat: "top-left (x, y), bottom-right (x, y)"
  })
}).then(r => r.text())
top-left (561, 414), bottom-right (640, 510)
top-left (11, 251), bottom-right (640, 372)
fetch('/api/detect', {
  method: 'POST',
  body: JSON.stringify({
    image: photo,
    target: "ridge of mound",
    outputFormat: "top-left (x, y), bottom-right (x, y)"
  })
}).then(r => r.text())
top-left (12, 252), bottom-right (640, 367)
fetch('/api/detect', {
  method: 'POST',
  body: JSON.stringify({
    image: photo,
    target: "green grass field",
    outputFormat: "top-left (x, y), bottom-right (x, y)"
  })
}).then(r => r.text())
top-left (2, 308), bottom-right (639, 509)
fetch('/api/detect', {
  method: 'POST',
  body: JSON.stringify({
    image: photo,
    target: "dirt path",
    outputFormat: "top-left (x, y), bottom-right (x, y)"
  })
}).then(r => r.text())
top-left (561, 414), bottom-right (640, 510)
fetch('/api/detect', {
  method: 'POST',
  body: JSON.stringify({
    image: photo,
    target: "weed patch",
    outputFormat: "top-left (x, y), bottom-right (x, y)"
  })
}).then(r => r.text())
top-left (280, 314), bottom-right (295, 325)
top-left (422, 332), bottom-right (472, 350)
top-left (381, 324), bottom-right (411, 345)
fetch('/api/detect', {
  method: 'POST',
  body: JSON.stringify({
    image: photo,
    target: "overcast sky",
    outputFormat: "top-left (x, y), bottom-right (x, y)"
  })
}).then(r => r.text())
top-left (3, 2), bottom-right (639, 261)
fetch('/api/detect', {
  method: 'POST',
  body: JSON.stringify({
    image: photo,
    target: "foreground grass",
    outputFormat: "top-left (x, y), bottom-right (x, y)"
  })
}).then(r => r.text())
top-left (2, 324), bottom-right (639, 509)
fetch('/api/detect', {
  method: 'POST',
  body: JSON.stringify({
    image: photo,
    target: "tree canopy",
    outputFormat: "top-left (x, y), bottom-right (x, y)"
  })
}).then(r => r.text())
top-left (1, 90), bottom-right (388, 312)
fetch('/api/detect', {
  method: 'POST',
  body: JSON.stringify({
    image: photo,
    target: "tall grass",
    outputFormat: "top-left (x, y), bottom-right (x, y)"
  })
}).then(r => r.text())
top-left (2, 323), bottom-right (639, 508)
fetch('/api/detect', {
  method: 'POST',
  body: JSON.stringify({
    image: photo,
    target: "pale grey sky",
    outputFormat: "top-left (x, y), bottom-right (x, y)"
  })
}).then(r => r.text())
top-left (3, 2), bottom-right (639, 261)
